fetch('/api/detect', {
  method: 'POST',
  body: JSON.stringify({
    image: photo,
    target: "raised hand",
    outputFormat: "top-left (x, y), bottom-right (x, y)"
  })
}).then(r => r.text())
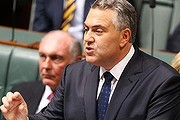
top-left (0, 92), bottom-right (28, 120)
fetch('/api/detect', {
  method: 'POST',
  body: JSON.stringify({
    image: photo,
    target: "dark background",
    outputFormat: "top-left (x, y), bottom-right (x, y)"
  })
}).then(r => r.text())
top-left (0, 0), bottom-right (32, 29)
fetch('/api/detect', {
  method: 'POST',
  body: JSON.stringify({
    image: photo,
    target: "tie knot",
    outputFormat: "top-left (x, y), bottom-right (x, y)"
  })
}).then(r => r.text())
top-left (104, 72), bottom-right (114, 83)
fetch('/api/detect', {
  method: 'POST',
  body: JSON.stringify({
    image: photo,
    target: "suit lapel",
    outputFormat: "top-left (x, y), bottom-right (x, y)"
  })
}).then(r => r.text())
top-left (105, 74), bottom-right (139, 120)
top-left (84, 46), bottom-right (143, 120)
top-left (105, 46), bottom-right (143, 120)
top-left (27, 82), bottom-right (45, 114)
top-left (84, 65), bottom-right (99, 120)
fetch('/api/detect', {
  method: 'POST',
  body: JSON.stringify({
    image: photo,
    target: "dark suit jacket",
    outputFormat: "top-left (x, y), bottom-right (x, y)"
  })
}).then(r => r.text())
top-left (29, 46), bottom-right (180, 120)
top-left (11, 81), bottom-right (45, 115)
top-left (166, 23), bottom-right (180, 53)
top-left (32, 0), bottom-right (95, 32)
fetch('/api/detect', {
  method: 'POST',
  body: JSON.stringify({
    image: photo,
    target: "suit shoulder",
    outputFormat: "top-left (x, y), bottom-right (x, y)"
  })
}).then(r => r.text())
top-left (62, 59), bottom-right (98, 80)
top-left (140, 51), bottom-right (179, 78)
top-left (67, 59), bottom-right (94, 71)
top-left (11, 81), bottom-right (43, 92)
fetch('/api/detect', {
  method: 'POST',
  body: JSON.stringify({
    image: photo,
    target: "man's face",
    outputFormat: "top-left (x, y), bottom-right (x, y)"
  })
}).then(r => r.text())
top-left (39, 38), bottom-right (71, 91)
top-left (84, 8), bottom-right (125, 69)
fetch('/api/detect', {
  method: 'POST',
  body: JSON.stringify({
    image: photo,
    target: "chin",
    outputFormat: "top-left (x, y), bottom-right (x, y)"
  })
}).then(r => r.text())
top-left (86, 56), bottom-right (94, 62)
top-left (86, 56), bottom-right (100, 65)
top-left (43, 79), bottom-right (52, 84)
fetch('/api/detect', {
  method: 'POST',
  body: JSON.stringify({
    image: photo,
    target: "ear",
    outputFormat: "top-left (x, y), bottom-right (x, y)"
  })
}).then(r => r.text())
top-left (119, 28), bottom-right (131, 47)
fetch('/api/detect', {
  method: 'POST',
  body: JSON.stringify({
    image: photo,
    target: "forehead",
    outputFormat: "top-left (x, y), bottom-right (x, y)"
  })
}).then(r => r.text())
top-left (84, 8), bottom-right (116, 27)
top-left (39, 37), bottom-right (70, 55)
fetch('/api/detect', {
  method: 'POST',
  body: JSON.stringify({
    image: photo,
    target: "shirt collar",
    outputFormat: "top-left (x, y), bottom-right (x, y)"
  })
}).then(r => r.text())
top-left (100, 46), bottom-right (135, 80)
top-left (44, 85), bottom-right (53, 98)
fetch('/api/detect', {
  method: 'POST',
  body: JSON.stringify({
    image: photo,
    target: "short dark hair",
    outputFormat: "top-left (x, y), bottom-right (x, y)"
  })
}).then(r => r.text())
top-left (91, 0), bottom-right (137, 43)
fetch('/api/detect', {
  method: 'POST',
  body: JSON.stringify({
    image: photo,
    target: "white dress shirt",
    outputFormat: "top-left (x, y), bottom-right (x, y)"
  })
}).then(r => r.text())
top-left (35, 85), bottom-right (53, 113)
top-left (97, 46), bottom-right (135, 102)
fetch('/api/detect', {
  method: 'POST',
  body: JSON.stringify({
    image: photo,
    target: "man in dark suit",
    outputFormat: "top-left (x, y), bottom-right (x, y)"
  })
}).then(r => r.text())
top-left (10, 30), bottom-right (82, 115)
top-left (1, 0), bottom-right (180, 120)
top-left (32, 0), bottom-right (95, 40)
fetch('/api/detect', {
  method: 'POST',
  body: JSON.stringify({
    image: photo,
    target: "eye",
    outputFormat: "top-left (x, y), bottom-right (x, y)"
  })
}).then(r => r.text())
top-left (94, 28), bottom-right (103, 35)
top-left (84, 26), bottom-right (89, 33)
top-left (51, 55), bottom-right (63, 64)
top-left (96, 29), bottom-right (103, 33)
top-left (39, 53), bottom-right (46, 61)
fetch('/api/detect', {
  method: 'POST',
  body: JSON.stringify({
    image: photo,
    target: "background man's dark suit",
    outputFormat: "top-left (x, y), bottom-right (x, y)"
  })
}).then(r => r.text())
top-left (29, 46), bottom-right (180, 120)
top-left (32, 0), bottom-right (95, 32)
top-left (11, 81), bottom-right (45, 115)
top-left (166, 23), bottom-right (180, 53)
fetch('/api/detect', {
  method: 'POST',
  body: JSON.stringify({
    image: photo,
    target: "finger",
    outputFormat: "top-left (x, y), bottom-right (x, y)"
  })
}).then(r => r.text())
top-left (18, 104), bottom-right (28, 120)
top-left (3, 92), bottom-right (15, 109)
top-left (13, 92), bottom-right (24, 101)
top-left (0, 105), bottom-right (8, 113)
top-left (2, 96), bottom-right (10, 108)
top-left (6, 92), bottom-right (14, 98)
top-left (19, 104), bottom-right (26, 112)
top-left (2, 92), bottom-right (23, 111)
top-left (6, 92), bottom-right (14, 102)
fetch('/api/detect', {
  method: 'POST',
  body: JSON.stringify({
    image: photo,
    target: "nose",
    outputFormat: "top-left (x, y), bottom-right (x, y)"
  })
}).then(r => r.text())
top-left (84, 31), bottom-right (95, 44)
top-left (42, 57), bottom-right (52, 69)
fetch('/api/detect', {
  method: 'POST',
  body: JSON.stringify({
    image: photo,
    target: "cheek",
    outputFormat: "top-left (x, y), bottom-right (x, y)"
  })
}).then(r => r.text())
top-left (96, 39), bottom-right (113, 51)
top-left (98, 40), bottom-right (119, 56)
top-left (53, 64), bottom-right (66, 76)
top-left (39, 63), bottom-right (43, 72)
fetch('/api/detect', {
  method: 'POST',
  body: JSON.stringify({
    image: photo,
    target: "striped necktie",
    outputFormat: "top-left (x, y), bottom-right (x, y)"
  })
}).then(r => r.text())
top-left (61, 0), bottom-right (76, 31)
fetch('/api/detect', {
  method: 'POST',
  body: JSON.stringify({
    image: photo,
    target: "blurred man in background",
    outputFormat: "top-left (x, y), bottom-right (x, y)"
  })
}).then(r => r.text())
top-left (10, 30), bottom-right (82, 114)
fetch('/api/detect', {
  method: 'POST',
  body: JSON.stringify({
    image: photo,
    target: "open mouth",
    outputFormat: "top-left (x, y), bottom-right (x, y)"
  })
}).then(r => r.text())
top-left (85, 46), bottom-right (94, 54)
top-left (86, 47), bottom-right (92, 51)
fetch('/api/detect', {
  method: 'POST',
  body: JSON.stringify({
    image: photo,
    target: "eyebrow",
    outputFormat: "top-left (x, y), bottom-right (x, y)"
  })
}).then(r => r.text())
top-left (39, 52), bottom-right (61, 57)
top-left (84, 23), bottom-right (107, 29)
